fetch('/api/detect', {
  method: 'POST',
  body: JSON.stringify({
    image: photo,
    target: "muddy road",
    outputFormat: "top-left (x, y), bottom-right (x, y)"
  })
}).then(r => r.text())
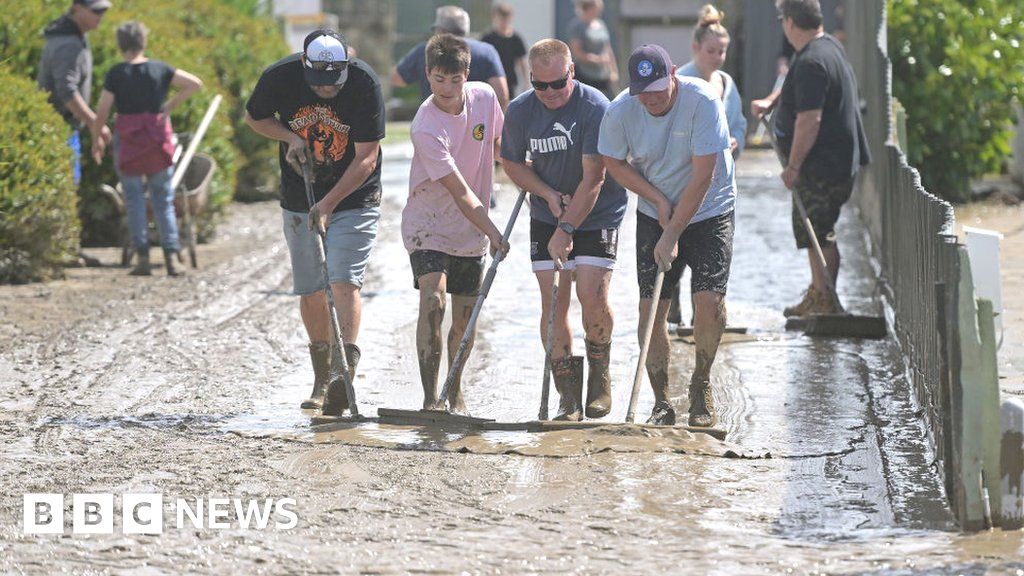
top-left (2, 148), bottom-right (1023, 574)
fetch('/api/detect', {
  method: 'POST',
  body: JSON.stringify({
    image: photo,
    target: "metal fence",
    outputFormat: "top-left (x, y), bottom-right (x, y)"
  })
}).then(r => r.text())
top-left (844, 0), bottom-right (1002, 529)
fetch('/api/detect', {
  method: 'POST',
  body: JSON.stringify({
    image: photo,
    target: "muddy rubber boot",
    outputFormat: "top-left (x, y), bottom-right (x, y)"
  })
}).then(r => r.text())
top-left (300, 342), bottom-right (331, 409)
top-left (645, 371), bottom-right (676, 425)
top-left (321, 343), bottom-right (361, 416)
top-left (805, 288), bottom-right (845, 315)
top-left (688, 379), bottom-right (716, 427)
top-left (783, 285), bottom-right (818, 317)
top-left (129, 248), bottom-right (152, 276)
top-left (552, 357), bottom-right (582, 421)
top-left (163, 248), bottom-right (184, 277)
top-left (584, 340), bottom-right (612, 419)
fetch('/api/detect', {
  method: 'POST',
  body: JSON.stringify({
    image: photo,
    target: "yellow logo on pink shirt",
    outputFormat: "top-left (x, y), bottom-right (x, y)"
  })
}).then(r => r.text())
top-left (472, 123), bottom-right (485, 141)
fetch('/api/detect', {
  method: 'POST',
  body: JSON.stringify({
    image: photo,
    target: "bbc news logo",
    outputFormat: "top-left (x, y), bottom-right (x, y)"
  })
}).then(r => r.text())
top-left (23, 494), bottom-right (298, 534)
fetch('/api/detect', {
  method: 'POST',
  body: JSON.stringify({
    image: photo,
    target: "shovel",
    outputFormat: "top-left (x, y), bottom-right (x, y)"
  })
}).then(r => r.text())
top-left (626, 268), bottom-right (666, 424)
top-left (301, 159), bottom-right (359, 417)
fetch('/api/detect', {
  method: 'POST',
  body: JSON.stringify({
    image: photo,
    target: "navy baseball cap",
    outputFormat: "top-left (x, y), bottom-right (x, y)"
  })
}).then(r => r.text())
top-left (628, 44), bottom-right (673, 95)
top-left (302, 30), bottom-right (349, 86)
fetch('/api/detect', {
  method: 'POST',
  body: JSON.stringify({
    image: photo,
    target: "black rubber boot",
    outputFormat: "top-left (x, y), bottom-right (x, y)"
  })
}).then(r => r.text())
top-left (300, 342), bottom-right (331, 409)
top-left (584, 340), bottom-right (612, 419)
top-left (321, 343), bottom-right (361, 416)
top-left (688, 378), bottom-right (716, 427)
top-left (552, 356), bottom-right (582, 421)
top-left (163, 248), bottom-right (184, 277)
top-left (129, 248), bottom-right (151, 276)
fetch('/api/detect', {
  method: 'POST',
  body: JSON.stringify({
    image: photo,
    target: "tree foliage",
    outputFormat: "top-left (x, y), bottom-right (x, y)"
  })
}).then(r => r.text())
top-left (889, 0), bottom-right (1024, 201)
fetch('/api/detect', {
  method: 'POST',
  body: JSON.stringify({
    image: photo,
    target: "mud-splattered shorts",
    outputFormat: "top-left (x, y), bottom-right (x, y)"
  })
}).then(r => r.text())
top-left (282, 207), bottom-right (380, 295)
top-left (410, 250), bottom-right (485, 296)
top-left (792, 173), bottom-right (854, 249)
top-left (530, 219), bottom-right (619, 272)
top-left (636, 210), bottom-right (734, 300)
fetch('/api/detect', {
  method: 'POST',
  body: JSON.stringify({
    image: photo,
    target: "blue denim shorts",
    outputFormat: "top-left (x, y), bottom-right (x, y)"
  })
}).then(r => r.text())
top-left (282, 207), bottom-right (380, 295)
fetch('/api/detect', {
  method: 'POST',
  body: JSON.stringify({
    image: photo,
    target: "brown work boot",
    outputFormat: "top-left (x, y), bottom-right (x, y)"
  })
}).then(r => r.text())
top-left (805, 288), bottom-right (845, 315)
top-left (300, 342), bottom-right (331, 409)
top-left (321, 343), bottom-right (361, 416)
top-left (645, 368), bottom-right (676, 425)
top-left (584, 340), bottom-right (612, 418)
top-left (552, 356), bottom-right (582, 421)
top-left (688, 378), bottom-right (716, 427)
top-left (783, 285), bottom-right (818, 317)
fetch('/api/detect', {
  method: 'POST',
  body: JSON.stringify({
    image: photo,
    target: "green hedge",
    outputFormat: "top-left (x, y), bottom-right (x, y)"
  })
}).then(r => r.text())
top-left (890, 0), bottom-right (1024, 202)
top-left (0, 66), bottom-right (78, 283)
top-left (0, 0), bottom-right (286, 249)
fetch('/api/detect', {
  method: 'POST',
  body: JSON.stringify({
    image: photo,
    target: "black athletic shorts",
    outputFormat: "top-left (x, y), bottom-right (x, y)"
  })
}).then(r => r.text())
top-left (409, 250), bottom-right (484, 297)
top-left (636, 210), bottom-right (734, 299)
top-left (530, 219), bottom-right (619, 272)
top-left (792, 172), bottom-right (854, 249)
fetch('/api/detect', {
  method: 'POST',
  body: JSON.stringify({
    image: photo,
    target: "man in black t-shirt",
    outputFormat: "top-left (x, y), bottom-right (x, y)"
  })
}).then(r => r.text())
top-left (245, 29), bottom-right (385, 416)
top-left (480, 3), bottom-right (528, 97)
top-left (751, 0), bottom-right (870, 317)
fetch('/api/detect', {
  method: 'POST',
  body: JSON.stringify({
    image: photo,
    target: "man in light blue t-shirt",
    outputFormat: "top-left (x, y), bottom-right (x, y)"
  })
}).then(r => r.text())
top-left (599, 44), bottom-right (736, 428)
top-left (502, 39), bottom-right (627, 422)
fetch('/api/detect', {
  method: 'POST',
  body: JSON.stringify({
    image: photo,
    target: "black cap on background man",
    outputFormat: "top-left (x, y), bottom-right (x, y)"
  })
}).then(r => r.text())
top-left (302, 30), bottom-right (349, 86)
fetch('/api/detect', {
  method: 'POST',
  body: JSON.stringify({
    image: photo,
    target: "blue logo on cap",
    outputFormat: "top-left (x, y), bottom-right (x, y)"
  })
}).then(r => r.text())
top-left (637, 60), bottom-right (654, 78)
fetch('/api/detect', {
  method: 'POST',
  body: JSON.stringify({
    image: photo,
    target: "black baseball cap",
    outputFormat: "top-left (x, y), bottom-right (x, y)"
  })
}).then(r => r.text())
top-left (302, 30), bottom-right (349, 86)
top-left (628, 44), bottom-right (673, 95)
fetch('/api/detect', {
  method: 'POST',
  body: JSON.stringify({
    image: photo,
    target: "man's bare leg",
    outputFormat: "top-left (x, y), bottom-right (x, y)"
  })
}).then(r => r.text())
top-left (690, 290), bottom-right (726, 426)
top-left (639, 297), bottom-right (674, 424)
top-left (417, 272), bottom-right (447, 410)
top-left (576, 265), bottom-right (614, 417)
top-left (446, 294), bottom-right (477, 415)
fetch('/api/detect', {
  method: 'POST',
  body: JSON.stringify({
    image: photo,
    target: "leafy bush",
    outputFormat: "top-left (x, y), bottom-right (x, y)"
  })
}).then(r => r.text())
top-left (0, 66), bottom-right (78, 283)
top-left (889, 0), bottom-right (1024, 202)
top-left (0, 0), bottom-right (286, 250)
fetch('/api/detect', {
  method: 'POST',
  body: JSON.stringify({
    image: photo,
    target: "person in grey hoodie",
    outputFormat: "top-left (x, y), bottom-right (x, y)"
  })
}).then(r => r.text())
top-left (37, 0), bottom-right (112, 187)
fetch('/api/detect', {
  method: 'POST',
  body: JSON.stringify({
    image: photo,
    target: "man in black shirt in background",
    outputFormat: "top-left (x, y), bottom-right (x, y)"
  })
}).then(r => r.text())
top-left (751, 0), bottom-right (870, 317)
top-left (245, 30), bottom-right (385, 416)
top-left (480, 3), bottom-right (528, 97)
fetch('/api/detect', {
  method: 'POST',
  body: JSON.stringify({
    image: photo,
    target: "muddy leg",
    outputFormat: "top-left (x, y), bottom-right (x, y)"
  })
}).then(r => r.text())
top-left (535, 269), bottom-right (574, 360)
top-left (330, 281), bottom-right (362, 344)
top-left (576, 266), bottom-right (614, 418)
top-left (446, 294), bottom-right (477, 415)
top-left (690, 291), bottom-right (725, 427)
top-left (299, 292), bottom-right (331, 343)
top-left (417, 272), bottom-right (447, 410)
top-left (640, 297), bottom-right (675, 424)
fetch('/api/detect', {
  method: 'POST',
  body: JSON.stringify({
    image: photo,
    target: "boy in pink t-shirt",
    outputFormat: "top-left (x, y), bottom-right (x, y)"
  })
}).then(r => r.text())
top-left (402, 33), bottom-right (507, 414)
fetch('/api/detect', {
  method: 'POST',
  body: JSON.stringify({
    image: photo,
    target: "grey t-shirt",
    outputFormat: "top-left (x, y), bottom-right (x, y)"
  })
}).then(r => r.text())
top-left (36, 15), bottom-right (92, 129)
top-left (567, 18), bottom-right (610, 81)
top-left (501, 81), bottom-right (626, 230)
top-left (599, 77), bottom-right (735, 224)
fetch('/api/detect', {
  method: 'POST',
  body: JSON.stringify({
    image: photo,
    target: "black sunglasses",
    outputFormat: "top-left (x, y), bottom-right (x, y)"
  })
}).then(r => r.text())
top-left (91, 7), bottom-right (107, 15)
top-left (531, 73), bottom-right (570, 91)
top-left (305, 59), bottom-right (348, 73)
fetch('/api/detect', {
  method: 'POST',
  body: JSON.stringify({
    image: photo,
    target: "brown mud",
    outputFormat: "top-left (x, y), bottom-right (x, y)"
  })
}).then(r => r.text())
top-left (1, 148), bottom-right (1022, 573)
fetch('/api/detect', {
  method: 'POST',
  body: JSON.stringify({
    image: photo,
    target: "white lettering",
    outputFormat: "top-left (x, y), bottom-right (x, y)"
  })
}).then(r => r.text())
top-left (176, 497), bottom-right (204, 529)
top-left (208, 498), bottom-right (230, 529)
top-left (275, 498), bottom-right (298, 530)
top-left (234, 498), bottom-right (274, 530)
top-left (529, 135), bottom-right (569, 154)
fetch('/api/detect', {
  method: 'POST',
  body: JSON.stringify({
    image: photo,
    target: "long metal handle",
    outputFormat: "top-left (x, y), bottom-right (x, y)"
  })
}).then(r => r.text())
top-left (438, 190), bottom-right (528, 405)
top-left (302, 161), bottom-right (358, 416)
top-left (626, 269), bottom-right (665, 423)
top-left (538, 272), bottom-right (560, 421)
top-left (760, 116), bottom-right (841, 307)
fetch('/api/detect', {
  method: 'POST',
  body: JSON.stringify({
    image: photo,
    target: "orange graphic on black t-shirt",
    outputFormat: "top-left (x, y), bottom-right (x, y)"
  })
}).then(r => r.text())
top-left (288, 105), bottom-right (350, 167)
